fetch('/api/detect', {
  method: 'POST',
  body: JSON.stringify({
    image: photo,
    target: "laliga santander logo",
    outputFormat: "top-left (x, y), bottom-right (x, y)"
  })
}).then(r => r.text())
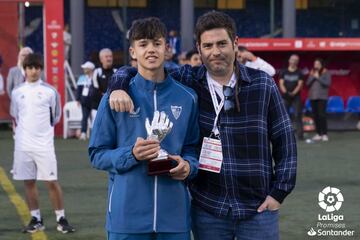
top-left (307, 187), bottom-right (354, 237)
top-left (318, 186), bottom-right (344, 212)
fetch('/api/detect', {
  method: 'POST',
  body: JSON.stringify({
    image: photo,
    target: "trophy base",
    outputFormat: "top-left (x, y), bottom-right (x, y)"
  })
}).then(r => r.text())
top-left (148, 157), bottom-right (174, 176)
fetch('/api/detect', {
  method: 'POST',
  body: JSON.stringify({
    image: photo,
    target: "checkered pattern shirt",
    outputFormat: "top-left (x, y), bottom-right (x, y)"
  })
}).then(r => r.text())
top-left (108, 63), bottom-right (297, 220)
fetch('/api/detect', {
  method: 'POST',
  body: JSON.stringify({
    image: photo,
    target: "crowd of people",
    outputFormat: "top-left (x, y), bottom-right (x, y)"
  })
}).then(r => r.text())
top-left (1, 9), bottom-right (335, 239)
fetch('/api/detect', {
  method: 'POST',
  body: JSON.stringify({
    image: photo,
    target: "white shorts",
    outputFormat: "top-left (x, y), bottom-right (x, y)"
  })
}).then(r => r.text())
top-left (12, 150), bottom-right (58, 181)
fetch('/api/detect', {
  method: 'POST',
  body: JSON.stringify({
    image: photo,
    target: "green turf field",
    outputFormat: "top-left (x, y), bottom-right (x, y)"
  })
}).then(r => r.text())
top-left (1, 130), bottom-right (359, 240)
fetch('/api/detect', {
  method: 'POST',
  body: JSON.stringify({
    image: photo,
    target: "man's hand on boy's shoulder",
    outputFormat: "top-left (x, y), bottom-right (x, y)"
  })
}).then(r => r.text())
top-left (109, 90), bottom-right (134, 112)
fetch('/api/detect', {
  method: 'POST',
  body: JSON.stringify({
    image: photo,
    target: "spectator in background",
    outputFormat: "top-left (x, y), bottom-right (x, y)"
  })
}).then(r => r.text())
top-left (92, 48), bottom-right (117, 120)
top-left (76, 61), bottom-right (95, 140)
top-left (63, 24), bottom-right (71, 62)
top-left (306, 58), bottom-right (331, 142)
top-left (6, 47), bottom-right (33, 97)
top-left (177, 51), bottom-right (188, 66)
top-left (279, 54), bottom-right (304, 140)
top-left (164, 44), bottom-right (179, 70)
top-left (168, 30), bottom-right (181, 61)
top-left (237, 46), bottom-right (275, 76)
top-left (185, 49), bottom-right (202, 67)
top-left (0, 54), bottom-right (4, 95)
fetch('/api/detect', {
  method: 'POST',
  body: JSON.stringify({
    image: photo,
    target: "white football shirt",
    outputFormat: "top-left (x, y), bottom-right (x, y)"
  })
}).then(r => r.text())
top-left (10, 80), bottom-right (61, 151)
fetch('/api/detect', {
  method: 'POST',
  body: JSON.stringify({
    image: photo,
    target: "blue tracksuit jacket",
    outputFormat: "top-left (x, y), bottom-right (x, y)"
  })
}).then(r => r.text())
top-left (89, 73), bottom-right (200, 233)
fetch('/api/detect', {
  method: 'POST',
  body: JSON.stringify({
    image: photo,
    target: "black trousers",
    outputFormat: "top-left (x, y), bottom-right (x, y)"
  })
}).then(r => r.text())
top-left (283, 95), bottom-right (304, 138)
top-left (81, 105), bottom-right (91, 133)
top-left (310, 100), bottom-right (328, 135)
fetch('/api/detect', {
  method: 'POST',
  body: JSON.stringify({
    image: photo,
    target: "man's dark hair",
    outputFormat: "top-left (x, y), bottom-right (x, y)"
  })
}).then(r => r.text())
top-left (23, 53), bottom-right (43, 69)
top-left (185, 49), bottom-right (199, 60)
top-left (195, 11), bottom-right (237, 44)
top-left (238, 46), bottom-right (248, 52)
top-left (128, 17), bottom-right (167, 45)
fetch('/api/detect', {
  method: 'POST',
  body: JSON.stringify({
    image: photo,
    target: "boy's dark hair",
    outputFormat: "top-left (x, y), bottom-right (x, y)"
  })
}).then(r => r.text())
top-left (128, 17), bottom-right (167, 45)
top-left (23, 53), bottom-right (43, 69)
top-left (195, 11), bottom-right (237, 44)
top-left (185, 49), bottom-right (199, 60)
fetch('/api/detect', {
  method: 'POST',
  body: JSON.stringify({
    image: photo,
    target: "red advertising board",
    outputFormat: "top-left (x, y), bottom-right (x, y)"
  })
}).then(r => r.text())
top-left (43, 0), bottom-right (64, 135)
top-left (237, 38), bottom-right (360, 51)
top-left (0, 2), bottom-right (18, 122)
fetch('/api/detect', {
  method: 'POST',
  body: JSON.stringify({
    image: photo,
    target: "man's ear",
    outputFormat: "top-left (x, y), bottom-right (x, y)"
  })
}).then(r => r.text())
top-left (233, 36), bottom-right (239, 50)
top-left (129, 46), bottom-right (136, 60)
top-left (196, 43), bottom-right (201, 56)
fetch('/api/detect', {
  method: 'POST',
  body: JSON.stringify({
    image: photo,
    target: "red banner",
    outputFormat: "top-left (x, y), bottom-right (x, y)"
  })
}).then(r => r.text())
top-left (44, 0), bottom-right (64, 135)
top-left (237, 38), bottom-right (360, 51)
top-left (0, 2), bottom-right (18, 122)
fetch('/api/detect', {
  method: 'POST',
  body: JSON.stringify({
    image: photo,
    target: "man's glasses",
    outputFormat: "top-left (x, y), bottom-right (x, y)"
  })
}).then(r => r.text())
top-left (223, 85), bottom-right (235, 112)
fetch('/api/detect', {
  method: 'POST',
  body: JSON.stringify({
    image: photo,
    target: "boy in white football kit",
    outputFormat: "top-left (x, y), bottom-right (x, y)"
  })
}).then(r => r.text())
top-left (10, 53), bottom-right (75, 233)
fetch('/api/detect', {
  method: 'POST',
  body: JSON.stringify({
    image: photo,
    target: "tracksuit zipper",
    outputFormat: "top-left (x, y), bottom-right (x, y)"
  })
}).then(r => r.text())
top-left (153, 88), bottom-right (158, 232)
top-left (108, 184), bottom-right (114, 212)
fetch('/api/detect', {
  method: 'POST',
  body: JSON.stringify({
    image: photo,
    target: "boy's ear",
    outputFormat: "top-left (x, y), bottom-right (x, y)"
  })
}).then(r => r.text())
top-left (129, 46), bottom-right (136, 60)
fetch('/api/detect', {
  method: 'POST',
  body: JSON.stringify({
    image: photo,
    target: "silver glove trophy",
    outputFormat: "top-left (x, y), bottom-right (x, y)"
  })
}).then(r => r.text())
top-left (145, 111), bottom-right (174, 175)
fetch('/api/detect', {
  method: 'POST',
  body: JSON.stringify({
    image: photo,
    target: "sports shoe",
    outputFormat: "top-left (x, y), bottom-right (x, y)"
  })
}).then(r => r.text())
top-left (57, 217), bottom-right (75, 233)
top-left (22, 217), bottom-right (45, 233)
top-left (312, 134), bottom-right (322, 141)
top-left (79, 132), bottom-right (86, 140)
top-left (322, 135), bottom-right (329, 142)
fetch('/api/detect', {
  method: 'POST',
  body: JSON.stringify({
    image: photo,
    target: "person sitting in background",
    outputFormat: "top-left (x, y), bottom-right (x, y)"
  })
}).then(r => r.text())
top-left (237, 46), bottom-right (275, 77)
top-left (306, 58), bottom-right (331, 142)
top-left (185, 49), bottom-right (202, 67)
top-left (76, 61), bottom-right (95, 140)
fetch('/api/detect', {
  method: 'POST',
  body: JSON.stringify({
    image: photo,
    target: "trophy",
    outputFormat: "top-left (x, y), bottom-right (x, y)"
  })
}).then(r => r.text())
top-left (145, 111), bottom-right (175, 176)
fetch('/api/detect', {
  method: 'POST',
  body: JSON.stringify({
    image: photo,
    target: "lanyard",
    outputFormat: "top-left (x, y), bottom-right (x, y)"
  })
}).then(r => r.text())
top-left (207, 79), bottom-right (224, 137)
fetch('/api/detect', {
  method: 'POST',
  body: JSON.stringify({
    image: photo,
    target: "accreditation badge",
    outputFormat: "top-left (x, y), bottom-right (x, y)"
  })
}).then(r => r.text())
top-left (82, 86), bottom-right (89, 96)
top-left (199, 137), bottom-right (223, 173)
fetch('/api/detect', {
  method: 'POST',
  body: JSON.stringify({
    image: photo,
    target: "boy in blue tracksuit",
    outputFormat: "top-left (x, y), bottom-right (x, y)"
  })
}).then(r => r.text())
top-left (88, 17), bottom-right (200, 240)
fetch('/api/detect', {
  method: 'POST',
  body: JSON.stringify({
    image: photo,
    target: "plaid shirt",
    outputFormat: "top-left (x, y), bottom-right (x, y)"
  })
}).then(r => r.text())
top-left (109, 63), bottom-right (297, 220)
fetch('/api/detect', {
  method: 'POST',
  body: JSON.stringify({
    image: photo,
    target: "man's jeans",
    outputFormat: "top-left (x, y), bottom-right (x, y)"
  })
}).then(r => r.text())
top-left (191, 205), bottom-right (279, 240)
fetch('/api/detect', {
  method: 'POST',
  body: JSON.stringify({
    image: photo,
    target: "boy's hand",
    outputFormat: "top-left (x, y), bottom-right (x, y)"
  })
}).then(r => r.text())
top-left (109, 90), bottom-right (134, 112)
top-left (169, 155), bottom-right (190, 180)
top-left (132, 137), bottom-right (160, 161)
